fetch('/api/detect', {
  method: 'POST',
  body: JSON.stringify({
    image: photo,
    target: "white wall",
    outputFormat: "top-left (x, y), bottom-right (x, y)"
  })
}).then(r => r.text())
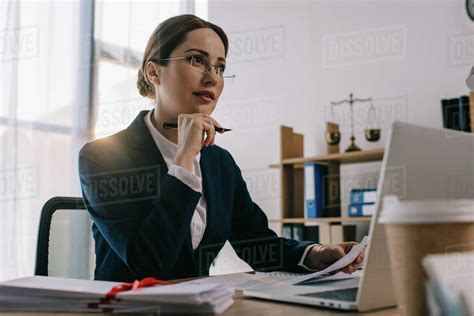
top-left (208, 0), bottom-right (474, 274)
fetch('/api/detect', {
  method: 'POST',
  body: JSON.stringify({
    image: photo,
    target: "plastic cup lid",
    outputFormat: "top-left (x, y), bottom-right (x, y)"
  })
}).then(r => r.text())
top-left (379, 195), bottom-right (474, 224)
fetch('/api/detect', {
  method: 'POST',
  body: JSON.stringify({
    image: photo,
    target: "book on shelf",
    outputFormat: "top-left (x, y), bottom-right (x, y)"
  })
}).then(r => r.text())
top-left (441, 96), bottom-right (471, 132)
top-left (303, 225), bottom-right (320, 242)
top-left (304, 162), bottom-right (328, 218)
top-left (349, 188), bottom-right (377, 204)
top-left (281, 224), bottom-right (304, 241)
top-left (282, 224), bottom-right (327, 243)
top-left (348, 188), bottom-right (377, 217)
top-left (348, 202), bottom-right (375, 217)
top-left (441, 98), bottom-right (457, 129)
top-left (318, 225), bottom-right (331, 244)
top-left (330, 225), bottom-right (356, 244)
top-left (281, 223), bottom-right (357, 244)
top-left (460, 96), bottom-right (471, 132)
top-left (281, 224), bottom-right (293, 239)
top-left (293, 224), bottom-right (304, 241)
top-left (470, 92), bottom-right (474, 132)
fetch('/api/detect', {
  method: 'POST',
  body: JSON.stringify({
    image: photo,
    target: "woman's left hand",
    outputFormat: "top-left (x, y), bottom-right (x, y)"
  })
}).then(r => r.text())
top-left (303, 242), bottom-right (365, 273)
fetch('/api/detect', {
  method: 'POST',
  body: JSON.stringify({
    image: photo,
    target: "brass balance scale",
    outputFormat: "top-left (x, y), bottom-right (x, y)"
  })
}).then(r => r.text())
top-left (325, 93), bottom-right (381, 152)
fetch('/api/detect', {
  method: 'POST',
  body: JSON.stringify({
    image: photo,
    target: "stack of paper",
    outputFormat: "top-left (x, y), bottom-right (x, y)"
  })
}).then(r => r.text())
top-left (422, 251), bottom-right (474, 316)
top-left (0, 276), bottom-right (234, 314)
top-left (183, 236), bottom-right (368, 291)
top-left (183, 270), bottom-right (361, 292)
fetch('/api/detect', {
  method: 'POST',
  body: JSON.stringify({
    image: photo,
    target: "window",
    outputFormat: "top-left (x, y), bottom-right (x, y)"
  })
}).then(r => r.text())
top-left (93, 0), bottom-right (205, 138)
top-left (0, 0), bottom-right (92, 281)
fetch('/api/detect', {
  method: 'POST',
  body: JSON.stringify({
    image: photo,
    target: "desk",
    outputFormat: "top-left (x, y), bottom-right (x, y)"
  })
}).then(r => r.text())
top-left (0, 279), bottom-right (399, 315)
top-left (224, 292), bottom-right (398, 315)
top-left (0, 295), bottom-right (398, 316)
top-left (176, 277), bottom-right (398, 315)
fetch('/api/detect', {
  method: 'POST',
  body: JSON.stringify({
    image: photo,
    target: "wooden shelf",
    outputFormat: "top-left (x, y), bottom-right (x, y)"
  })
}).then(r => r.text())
top-left (269, 217), bottom-right (372, 224)
top-left (269, 148), bottom-right (384, 168)
top-left (274, 126), bottom-right (384, 242)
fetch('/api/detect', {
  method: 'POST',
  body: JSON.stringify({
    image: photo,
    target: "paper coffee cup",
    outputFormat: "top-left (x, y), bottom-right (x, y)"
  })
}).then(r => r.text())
top-left (379, 195), bottom-right (474, 316)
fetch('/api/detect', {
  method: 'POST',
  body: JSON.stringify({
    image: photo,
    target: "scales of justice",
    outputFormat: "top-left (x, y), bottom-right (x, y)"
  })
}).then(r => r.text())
top-left (325, 93), bottom-right (381, 153)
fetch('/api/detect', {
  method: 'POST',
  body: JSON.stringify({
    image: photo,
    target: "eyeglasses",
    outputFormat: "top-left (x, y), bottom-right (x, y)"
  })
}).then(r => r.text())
top-left (151, 55), bottom-right (236, 80)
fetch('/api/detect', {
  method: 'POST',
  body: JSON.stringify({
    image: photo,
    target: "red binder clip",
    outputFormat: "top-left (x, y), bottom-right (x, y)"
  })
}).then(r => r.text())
top-left (106, 277), bottom-right (172, 299)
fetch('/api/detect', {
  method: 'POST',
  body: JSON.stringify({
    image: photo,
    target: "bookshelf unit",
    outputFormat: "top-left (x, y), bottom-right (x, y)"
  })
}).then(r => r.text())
top-left (269, 126), bottom-right (384, 236)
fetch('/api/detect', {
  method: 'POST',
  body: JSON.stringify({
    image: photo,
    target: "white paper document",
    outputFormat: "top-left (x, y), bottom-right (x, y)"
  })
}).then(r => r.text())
top-left (296, 270), bottom-right (362, 284)
top-left (0, 276), bottom-right (235, 314)
top-left (183, 271), bottom-right (306, 291)
top-left (183, 236), bottom-right (367, 290)
top-left (288, 236), bottom-right (368, 285)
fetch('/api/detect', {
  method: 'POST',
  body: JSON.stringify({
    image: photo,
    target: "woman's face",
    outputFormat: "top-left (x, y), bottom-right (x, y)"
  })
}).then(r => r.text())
top-left (152, 28), bottom-right (226, 118)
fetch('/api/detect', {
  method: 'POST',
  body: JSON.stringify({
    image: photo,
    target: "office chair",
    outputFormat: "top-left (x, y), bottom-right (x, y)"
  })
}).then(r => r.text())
top-left (35, 196), bottom-right (95, 280)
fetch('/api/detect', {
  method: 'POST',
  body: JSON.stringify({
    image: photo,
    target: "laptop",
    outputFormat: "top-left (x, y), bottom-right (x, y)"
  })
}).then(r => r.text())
top-left (243, 121), bottom-right (474, 312)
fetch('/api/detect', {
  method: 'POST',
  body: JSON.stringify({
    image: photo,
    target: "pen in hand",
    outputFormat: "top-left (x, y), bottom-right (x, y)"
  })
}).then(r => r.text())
top-left (163, 122), bottom-right (232, 133)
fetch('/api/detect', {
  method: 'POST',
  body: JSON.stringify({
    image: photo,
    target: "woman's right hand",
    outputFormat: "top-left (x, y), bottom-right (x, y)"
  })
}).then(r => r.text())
top-left (174, 113), bottom-right (223, 172)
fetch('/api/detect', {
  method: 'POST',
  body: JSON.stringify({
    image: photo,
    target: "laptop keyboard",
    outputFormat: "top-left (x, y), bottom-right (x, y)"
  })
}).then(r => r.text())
top-left (297, 287), bottom-right (359, 302)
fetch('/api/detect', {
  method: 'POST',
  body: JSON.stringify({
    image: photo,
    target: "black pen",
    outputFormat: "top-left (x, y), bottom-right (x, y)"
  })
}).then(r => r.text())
top-left (163, 122), bottom-right (232, 133)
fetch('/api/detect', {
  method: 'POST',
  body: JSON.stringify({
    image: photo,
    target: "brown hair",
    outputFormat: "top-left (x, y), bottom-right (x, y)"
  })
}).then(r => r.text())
top-left (137, 14), bottom-right (229, 99)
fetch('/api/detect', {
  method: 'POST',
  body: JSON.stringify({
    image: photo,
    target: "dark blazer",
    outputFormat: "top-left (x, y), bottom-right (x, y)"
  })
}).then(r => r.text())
top-left (79, 110), bottom-right (314, 282)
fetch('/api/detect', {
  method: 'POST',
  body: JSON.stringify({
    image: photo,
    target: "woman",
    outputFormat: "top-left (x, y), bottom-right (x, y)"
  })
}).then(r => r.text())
top-left (79, 14), bottom-right (363, 282)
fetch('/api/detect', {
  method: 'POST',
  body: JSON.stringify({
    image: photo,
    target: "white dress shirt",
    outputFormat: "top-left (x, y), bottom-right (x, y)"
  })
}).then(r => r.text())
top-left (144, 110), bottom-right (317, 270)
top-left (145, 110), bottom-right (206, 250)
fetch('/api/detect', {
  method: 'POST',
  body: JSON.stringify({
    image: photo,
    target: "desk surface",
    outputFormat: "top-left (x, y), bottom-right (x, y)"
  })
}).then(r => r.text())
top-left (0, 293), bottom-right (398, 315)
top-left (0, 278), bottom-right (399, 315)
top-left (226, 292), bottom-right (398, 315)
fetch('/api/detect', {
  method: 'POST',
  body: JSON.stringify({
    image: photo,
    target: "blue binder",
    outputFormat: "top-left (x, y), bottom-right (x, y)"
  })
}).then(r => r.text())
top-left (348, 202), bottom-right (375, 217)
top-left (350, 188), bottom-right (377, 204)
top-left (304, 163), bottom-right (328, 218)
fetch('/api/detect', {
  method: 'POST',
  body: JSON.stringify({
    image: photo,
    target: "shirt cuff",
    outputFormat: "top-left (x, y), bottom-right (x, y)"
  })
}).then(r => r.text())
top-left (297, 243), bottom-right (320, 272)
top-left (167, 164), bottom-right (202, 193)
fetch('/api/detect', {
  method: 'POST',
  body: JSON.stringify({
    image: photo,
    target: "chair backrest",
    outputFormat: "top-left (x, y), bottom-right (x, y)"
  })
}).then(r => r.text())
top-left (35, 197), bottom-right (95, 280)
